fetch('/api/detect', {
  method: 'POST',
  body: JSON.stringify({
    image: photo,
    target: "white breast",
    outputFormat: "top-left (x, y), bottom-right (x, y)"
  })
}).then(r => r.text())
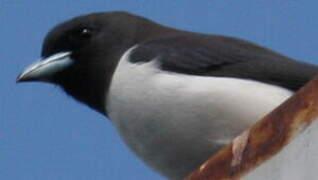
top-left (106, 47), bottom-right (293, 179)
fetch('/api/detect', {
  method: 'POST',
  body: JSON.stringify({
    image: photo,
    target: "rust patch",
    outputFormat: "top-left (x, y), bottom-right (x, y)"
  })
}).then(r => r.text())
top-left (185, 75), bottom-right (318, 180)
top-left (231, 130), bottom-right (250, 167)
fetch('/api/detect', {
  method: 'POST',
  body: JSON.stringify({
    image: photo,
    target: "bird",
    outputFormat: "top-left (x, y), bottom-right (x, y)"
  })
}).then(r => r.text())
top-left (16, 11), bottom-right (318, 180)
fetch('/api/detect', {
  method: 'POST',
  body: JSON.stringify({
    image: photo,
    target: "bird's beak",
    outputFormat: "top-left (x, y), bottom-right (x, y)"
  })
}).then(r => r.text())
top-left (17, 52), bottom-right (73, 82)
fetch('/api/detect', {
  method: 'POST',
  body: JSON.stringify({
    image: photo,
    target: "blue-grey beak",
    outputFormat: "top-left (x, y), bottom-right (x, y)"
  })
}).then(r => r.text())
top-left (17, 52), bottom-right (73, 82)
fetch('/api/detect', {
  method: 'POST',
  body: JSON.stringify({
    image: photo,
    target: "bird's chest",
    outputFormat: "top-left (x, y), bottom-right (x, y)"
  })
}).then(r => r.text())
top-left (106, 56), bottom-right (293, 179)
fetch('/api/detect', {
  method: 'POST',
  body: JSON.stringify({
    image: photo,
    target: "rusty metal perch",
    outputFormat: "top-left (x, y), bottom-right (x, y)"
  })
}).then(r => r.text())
top-left (185, 76), bottom-right (318, 180)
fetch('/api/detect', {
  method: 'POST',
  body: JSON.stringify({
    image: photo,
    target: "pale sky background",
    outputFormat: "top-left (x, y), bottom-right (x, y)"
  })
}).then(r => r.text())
top-left (2, 1), bottom-right (318, 180)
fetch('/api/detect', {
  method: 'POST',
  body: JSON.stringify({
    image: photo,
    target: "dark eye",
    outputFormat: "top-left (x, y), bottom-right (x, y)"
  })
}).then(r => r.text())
top-left (67, 27), bottom-right (95, 48)
top-left (77, 27), bottom-right (93, 38)
top-left (79, 28), bottom-right (93, 38)
top-left (69, 27), bottom-right (94, 41)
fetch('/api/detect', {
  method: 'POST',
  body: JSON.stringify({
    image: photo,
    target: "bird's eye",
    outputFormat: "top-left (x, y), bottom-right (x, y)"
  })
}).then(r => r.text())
top-left (78, 28), bottom-right (93, 38)
top-left (70, 27), bottom-right (94, 40)
top-left (67, 27), bottom-right (95, 47)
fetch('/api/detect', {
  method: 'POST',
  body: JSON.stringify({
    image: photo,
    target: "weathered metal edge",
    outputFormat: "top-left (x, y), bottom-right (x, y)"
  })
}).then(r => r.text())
top-left (185, 76), bottom-right (318, 180)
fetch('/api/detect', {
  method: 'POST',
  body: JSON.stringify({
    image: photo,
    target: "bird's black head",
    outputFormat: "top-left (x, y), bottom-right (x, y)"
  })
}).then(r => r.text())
top-left (17, 11), bottom-right (170, 115)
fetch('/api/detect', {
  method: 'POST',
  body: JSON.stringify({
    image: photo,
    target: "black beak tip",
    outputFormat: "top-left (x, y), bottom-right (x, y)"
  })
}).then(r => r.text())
top-left (16, 74), bottom-right (23, 83)
top-left (16, 74), bottom-right (30, 83)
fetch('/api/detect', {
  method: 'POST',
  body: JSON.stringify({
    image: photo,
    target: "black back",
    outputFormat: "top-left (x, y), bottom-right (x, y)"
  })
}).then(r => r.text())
top-left (130, 33), bottom-right (318, 91)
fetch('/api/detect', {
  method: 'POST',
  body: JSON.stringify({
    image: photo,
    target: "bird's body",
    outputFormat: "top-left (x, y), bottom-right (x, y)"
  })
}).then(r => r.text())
top-left (108, 46), bottom-right (293, 178)
top-left (17, 12), bottom-right (318, 179)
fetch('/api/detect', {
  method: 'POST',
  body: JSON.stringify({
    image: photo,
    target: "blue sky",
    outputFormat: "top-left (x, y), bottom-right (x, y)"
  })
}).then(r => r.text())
top-left (2, 1), bottom-right (318, 180)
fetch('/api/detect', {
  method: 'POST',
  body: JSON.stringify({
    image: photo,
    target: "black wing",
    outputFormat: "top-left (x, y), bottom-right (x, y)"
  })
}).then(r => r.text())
top-left (130, 34), bottom-right (318, 91)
